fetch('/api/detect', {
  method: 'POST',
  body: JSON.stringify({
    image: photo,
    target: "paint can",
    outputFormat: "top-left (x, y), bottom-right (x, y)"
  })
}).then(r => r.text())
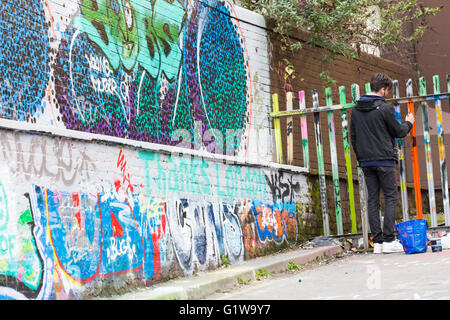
top-left (430, 238), bottom-right (442, 253)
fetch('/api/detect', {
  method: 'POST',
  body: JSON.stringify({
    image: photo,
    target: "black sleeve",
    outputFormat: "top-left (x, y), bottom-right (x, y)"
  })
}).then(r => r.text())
top-left (382, 104), bottom-right (413, 138)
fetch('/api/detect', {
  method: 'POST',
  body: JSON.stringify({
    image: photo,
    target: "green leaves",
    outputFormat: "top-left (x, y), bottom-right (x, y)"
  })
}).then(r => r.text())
top-left (239, 0), bottom-right (440, 85)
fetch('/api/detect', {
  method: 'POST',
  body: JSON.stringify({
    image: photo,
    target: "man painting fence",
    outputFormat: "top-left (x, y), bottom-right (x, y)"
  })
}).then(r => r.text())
top-left (350, 73), bottom-right (415, 254)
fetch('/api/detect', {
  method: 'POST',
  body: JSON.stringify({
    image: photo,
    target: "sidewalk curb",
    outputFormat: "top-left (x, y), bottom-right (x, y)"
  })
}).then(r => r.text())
top-left (109, 245), bottom-right (344, 300)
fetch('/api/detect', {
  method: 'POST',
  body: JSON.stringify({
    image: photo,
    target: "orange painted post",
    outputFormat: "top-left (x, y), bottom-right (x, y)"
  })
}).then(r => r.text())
top-left (393, 80), bottom-right (409, 222)
top-left (406, 79), bottom-right (423, 219)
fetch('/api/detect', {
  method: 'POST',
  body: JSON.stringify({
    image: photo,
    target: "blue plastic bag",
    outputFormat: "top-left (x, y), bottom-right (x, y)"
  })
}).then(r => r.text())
top-left (395, 219), bottom-right (428, 254)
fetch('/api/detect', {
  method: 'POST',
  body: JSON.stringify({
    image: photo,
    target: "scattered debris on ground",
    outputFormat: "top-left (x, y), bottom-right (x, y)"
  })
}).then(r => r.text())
top-left (299, 236), bottom-right (347, 249)
top-left (299, 235), bottom-right (370, 253)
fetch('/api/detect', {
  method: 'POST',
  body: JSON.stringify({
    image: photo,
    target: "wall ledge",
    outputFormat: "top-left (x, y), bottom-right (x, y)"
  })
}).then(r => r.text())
top-left (0, 118), bottom-right (308, 175)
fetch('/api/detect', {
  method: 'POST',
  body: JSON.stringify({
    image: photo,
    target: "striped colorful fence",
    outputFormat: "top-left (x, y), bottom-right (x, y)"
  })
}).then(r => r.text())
top-left (270, 74), bottom-right (450, 244)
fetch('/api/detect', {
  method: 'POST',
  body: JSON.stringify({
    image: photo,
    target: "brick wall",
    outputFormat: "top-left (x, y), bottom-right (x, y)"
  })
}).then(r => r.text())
top-left (268, 31), bottom-right (418, 233)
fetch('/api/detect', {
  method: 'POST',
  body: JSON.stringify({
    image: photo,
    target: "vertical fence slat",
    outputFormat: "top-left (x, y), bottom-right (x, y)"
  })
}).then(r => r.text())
top-left (446, 73), bottom-right (450, 225)
top-left (313, 89), bottom-right (330, 236)
top-left (326, 88), bottom-right (343, 235)
top-left (433, 75), bottom-right (450, 226)
top-left (406, 79), bottom-right (423, 219)
top-left (286, 92), bottom-right (294, 165)
top-left (351, 84), bottom-right (370, 244)
top-left (419, 77), bottom-right (437, 227)
top-left (365, 83), bottom-right (371, 94)
top-left (447, 73), bottom-right (450, 93)
top-left (339, 86), bottom-right (357, 234)
top-left (272, 93), bottom-right (283, 164)
top-left (393, 80), bottom-right (409, 221)
top-left (299, 91), bottom-right (309, 169)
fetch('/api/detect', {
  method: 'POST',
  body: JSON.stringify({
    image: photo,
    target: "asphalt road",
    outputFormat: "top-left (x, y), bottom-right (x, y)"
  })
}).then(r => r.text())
top-left (205, 248), bottom-right (450, 300)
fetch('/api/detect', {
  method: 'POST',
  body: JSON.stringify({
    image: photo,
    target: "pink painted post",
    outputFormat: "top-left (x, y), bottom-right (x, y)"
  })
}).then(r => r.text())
top-left (299, 91), bottom-right (309, 169)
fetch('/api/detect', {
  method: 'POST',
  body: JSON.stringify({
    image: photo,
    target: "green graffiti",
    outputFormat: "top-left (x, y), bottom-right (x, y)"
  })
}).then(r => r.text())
top-left (18, 208), bottom-right (33, 227)
top-left (138, 151), bottom-right (267, 200)
top-left (74, 0), bottom-right (186, 80)
top-left (0, 204), bottom-right (42, 292)
top-left (301, 137), bottom-right (309, 169)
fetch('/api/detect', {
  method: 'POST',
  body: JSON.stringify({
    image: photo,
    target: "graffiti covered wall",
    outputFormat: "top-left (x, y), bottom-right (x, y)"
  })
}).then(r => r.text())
top-left (0, 0), bottom-right (272, 161)
top-left (0, 130), bottom-right (308, 299)
top-left (0, 0), bottom-right (309, 299)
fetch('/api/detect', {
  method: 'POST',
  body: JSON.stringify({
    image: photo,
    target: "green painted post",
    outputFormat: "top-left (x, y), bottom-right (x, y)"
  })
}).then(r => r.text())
top-left (351, 83), bottom-right (369, 249)
top-left (339, 86), bottom-right (357, 234)
top-left (365, 83), bottom-right (371, 94)
top-left (313, 89), bottom-right (330, 236)
top-left (326, 87), bottom-right (343, 235)
top-left (419, 77), bottom-right (437, 227)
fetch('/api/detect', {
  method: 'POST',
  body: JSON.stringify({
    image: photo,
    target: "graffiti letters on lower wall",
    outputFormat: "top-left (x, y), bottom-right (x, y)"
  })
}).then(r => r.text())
top-left (0, 131), bottom-right (308, 299)
top-left (0, 0), bottom-right (285, 300)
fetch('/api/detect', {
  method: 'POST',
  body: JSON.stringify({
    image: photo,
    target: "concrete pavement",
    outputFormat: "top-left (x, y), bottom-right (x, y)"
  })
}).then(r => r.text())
top-left (106, 245), bottom-right (344, 300)
top-left (206, 248), bottom-right (450, 300)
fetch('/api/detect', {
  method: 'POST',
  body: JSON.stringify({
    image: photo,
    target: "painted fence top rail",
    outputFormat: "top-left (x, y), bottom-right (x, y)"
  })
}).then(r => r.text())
top-left (270, 92), bottom-right (450, 118)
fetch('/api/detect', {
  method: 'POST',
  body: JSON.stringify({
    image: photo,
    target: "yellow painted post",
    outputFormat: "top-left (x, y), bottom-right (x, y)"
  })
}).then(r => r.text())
top-left (272, 94), bottom-right (283, 164)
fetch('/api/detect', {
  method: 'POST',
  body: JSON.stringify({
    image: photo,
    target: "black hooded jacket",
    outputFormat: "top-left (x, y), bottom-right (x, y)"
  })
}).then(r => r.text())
top-left (350, 94), bottom-right (413, 163)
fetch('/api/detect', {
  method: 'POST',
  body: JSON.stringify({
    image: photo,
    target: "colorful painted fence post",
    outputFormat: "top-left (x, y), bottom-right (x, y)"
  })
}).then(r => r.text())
top-left (446, 73), bottom-right (450, 226)
top-left (393, 80), bottom-right (409, 222)
top-left (351, 83), bottom-right (369, 243)
top-left (419, 77), bottom-right (437, 227)
top-left (299, 91), bottom-right (309, 169)
top-left (365, 83), bottom-right (371, 95)
top-left (272, 93), bottom-right (283, 164)
top-left (313, 89), bottom-right (330, 236)
top-left (406, 79), bottom-right (423, 219)
top-left (339, 86), bottom-right (357, 234)
top-left (326, 87), bottom-right (343, 235)
top-left (286, 92), bottom-right (294, 165)
top-left (433, 75), bottom-right (450, 225)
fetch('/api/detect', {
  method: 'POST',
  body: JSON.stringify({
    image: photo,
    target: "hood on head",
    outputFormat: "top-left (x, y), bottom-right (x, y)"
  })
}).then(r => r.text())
top-left (355, 94), bottom-right (386, 112)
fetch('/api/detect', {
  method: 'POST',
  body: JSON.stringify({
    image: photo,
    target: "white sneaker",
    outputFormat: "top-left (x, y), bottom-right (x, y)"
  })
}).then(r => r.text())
top-left (373, 243), bottom-right (383, 254)
top-left (382, 240), bottom-right (404, 253)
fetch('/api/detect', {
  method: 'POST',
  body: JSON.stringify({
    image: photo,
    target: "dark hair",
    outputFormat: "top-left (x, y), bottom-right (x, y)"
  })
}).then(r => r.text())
top-left (370, 73), bottom-right (393, 92)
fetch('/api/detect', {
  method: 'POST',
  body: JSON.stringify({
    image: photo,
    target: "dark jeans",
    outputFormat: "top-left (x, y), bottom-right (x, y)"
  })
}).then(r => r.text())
top-left (362, 166), bottom-right (398, 244)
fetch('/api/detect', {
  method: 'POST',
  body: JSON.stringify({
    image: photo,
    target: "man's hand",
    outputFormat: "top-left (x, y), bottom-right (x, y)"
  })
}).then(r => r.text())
top-left (405, 112), bottom-right (415, 124)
